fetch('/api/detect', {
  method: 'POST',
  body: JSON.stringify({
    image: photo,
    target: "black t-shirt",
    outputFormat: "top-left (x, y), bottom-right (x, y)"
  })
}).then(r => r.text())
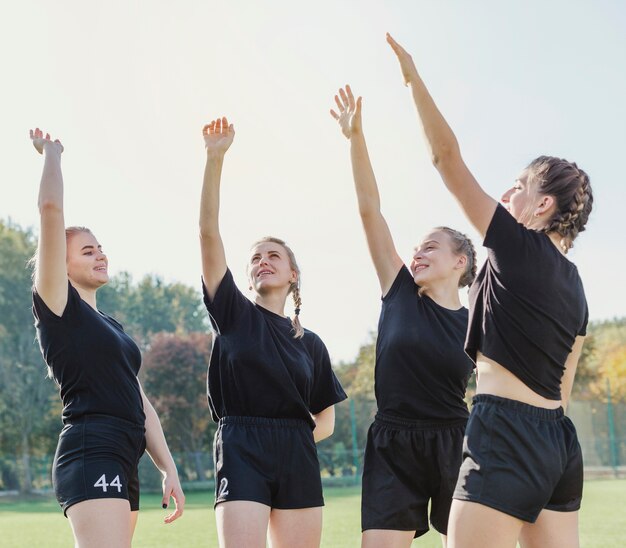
top-left (202, 269), bottom-right (347, 429)
top-left (466, 204), bottom-right (588, 400)
top-left (375, 266), bottom-right (473, 421)
top-left (32, 283), bottom-right (145, 426)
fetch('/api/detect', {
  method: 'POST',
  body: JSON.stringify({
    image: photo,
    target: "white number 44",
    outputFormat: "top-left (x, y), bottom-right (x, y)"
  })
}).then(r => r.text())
top-left (93, 474), bottom-right (123, 493)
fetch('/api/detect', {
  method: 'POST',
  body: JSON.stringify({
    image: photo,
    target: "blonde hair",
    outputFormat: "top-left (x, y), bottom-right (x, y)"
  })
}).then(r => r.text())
top-left (30, 226), bottom-right (93, 280)
top-left (249, 236), bottom-right (304, 339)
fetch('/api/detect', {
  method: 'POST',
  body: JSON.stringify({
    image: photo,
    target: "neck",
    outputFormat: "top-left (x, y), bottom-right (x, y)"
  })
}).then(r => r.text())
top-left (547, 232), bottom-right (567, 255)
top-left (71, 281), bottom-right (98, 310)
top-left (254, 290), bottom-right (288, 317)
top-left (421, 280), bottom-right (462, 310)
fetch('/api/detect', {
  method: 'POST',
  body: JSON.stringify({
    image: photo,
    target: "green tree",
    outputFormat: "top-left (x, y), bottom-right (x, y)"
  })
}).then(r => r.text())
top-left (0, 221), bottom-right (58, 492)
top-left (142, 332), bottom-right (214, 481)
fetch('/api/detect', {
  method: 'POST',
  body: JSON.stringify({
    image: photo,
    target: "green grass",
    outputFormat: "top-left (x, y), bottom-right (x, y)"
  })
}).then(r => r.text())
top-left (0, 480), bottom-right (624, 547)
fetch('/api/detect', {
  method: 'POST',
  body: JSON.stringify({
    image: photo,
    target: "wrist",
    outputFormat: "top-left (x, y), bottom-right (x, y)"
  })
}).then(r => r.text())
top-left (205, 149), bottom-right (226, 161)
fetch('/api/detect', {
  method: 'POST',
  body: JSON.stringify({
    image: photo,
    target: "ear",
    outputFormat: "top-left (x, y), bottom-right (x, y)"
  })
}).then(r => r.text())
top-left (454, 254), bottom-right (468, 271)
top-left (534, 194), bottom-right (556, 218)
top-left (291, 270), bottom-right (298, 285)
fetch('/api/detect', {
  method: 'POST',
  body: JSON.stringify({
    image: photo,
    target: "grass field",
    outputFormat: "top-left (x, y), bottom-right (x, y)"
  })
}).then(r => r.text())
top-left (1, 480), bottom-right (624, 547)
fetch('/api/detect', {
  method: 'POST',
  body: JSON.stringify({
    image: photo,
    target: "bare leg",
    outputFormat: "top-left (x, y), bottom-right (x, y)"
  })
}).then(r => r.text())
top-left (361, 529), bottom-right (415, 548)
top-left (519, 509), bottom-right (579, 548)
top-left (130, 510), bottom-right (139, 538)
top-left (215, 500), bottom-right (271, 548)
top-left (66, 498), bottom-right (132, 548)
top-left (447, 500), bottom-right (523, 548)
top-left (440, 533), bottom-right (447, 547)
top-left (268, 507), bottom-right (323, 548)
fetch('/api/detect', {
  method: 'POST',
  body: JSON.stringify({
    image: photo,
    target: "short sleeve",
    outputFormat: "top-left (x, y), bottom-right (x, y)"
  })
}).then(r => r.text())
top-left (32, 282), bottom-right (81, 324)
top-left (382, 265), bottom-right (414, 303)
top-left (483, 204), bottom-right (529, 252)
top-left (202, 268), bottom-right (251, 334)
top-left (578, 300), bottom-right (589, 337)
top-left (307, 335), bottom-right (347, 415)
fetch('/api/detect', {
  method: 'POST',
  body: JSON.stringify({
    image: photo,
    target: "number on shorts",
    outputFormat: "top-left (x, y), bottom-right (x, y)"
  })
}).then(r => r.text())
top-left (93, 474), bottom-right (123, 493)
top-left (94, 474), bottom-right (109, 492)
top-left (110, 475), bottom-right (122, 493)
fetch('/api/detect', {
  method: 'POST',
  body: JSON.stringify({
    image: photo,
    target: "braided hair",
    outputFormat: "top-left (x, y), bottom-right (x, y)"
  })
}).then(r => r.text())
top-left (527, 156), bottom-right (593, 253)
top-left (249, 236), bottom-right (304, 339)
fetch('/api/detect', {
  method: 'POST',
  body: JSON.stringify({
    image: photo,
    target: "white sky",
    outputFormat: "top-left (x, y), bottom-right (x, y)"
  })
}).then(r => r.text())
top-left (2, 1), bottom-right (625, 363)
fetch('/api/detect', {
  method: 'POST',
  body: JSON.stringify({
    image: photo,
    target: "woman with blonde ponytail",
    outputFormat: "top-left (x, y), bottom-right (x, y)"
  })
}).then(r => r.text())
top-left (199, 117), bottom-right (346, 548)
top-left (331, 85), bottom-right (476, 548)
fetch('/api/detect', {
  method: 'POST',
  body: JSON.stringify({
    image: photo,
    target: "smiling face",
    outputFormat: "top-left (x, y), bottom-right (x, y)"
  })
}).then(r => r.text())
top-left (66, 231), bottom-right (109, 289)
top-left (248, 241), bottom-right (297, 296)
top-left (409, 230), bottom-right (466, 289)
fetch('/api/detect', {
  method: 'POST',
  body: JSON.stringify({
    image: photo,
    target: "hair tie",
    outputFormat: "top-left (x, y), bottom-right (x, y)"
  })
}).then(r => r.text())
top-left (294, 308), bottom-right (301, 316)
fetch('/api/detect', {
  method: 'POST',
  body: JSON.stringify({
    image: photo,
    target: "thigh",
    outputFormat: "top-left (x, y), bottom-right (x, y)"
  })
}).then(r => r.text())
top-left (361, 529), bottom-right (415, 548)
top-left (448, 499), bottom-right (523, 548)
top-left (519, 509), bottom-right (579, 548)
top-left (215, 500), bottom-right (270, 548)
top-left (67, 498), bottom-right (132, 548)
top-left (268, 506), bottom-right (322, 548)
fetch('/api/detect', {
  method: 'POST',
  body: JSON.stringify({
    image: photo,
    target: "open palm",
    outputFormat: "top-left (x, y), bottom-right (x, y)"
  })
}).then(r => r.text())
top-left (330, 85), bottom-right (362, 139)
top-left (203, 117), bottom-right (235, 154)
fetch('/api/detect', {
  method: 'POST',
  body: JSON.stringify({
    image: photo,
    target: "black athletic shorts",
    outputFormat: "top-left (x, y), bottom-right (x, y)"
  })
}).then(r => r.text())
top-left (213, 416), bottom-right (324, 509)
top-left (53, 414), bottom-right (146, 516)
top-left (361, 412), bottom-right (467, 537)
top-left (453, 394), bottom-right (583, 523)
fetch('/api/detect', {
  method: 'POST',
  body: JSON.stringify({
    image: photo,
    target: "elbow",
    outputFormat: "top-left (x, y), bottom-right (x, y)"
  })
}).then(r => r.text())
top-left (430, 140), bottom-right (460, 169)
top-left (38, 199), bottom-right (62, 215)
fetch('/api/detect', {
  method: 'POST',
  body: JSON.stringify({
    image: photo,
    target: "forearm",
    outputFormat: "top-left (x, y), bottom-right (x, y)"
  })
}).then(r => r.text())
top-left (38, 146), bottom-right (64, 212)
top-left (199, 152), bottom-right (225, 238)
top-left (350, 131), bottom-right (382, 218)
top-left (406, 71), bottom-right (461, 168)
top-left (312, 406), bottom-right (335, 443)
top-left (143, 399), bottom-right (178, 476)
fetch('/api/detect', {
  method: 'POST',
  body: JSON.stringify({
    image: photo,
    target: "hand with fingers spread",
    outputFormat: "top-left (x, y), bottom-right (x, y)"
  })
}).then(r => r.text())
top-left (202, 117), bottom-right (235, 156)
top-left (330, 85), bottom-right (363, 140)
top-left (30, 127), bottom-right (64, 155)
top-left (386, 32), bottom-right (419, 86)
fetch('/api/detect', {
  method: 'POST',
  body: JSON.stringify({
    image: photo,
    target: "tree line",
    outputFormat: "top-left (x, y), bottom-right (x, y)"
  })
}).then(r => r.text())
top-left (0, 220), bottom-right (624, 492)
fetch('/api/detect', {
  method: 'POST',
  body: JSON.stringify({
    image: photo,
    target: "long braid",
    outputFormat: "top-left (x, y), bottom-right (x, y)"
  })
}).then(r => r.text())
top-left (291, 283), bottom-right (304, 339)
top-left (529, 157), bottom-right (593, 254)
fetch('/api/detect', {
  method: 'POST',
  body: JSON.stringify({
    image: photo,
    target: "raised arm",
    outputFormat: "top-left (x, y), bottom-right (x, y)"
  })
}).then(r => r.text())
top-left (199, 117), bottom-right (235, 299)
top-left (31, 128), bottom-right (69, 316)
top-left (386, 34), bottom-right (497, 237)
top-left (330, 85), bottom-right (403, 295)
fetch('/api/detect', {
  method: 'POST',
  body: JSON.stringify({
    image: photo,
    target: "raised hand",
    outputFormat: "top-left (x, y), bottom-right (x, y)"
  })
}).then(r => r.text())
top-left (202, 117), bottom-right (235, 156)
top-left (386, 33), bottom-right (419, 86)
top-left (30, 128), bottom-right (64, 155)
top-left (330, 85), bottom-right (362, 140)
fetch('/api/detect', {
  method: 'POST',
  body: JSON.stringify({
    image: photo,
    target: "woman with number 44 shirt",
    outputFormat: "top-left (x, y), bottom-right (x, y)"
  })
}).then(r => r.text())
top-left (30, 128), bottom-right (185, 547)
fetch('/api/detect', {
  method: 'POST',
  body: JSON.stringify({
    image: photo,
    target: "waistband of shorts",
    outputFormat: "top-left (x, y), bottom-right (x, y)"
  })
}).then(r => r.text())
top-left (472, 394), bottom-right (564, 420)
top-left (64, 413), bottom-right (145, 430)
top-left (218, 416), bottom-right (310, 429)
top-left (374, 412), bottom-right (467, 430)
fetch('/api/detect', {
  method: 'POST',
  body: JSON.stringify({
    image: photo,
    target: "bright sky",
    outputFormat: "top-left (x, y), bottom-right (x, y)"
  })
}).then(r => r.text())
top-left (2, 1), bottom-right (625, 363)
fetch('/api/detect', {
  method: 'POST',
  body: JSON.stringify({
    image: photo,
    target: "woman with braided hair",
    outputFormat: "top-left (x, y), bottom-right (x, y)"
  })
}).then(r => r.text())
top-left (387, 34), bottom-right (592, 548)
top-left (199, 116), bottom-right (346, 548)
top-left (331, 85), bottom-right (476, 547)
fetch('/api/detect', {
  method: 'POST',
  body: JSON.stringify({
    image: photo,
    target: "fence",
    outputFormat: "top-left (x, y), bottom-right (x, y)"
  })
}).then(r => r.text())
top-left (1, 398), bottom-right (625, 494)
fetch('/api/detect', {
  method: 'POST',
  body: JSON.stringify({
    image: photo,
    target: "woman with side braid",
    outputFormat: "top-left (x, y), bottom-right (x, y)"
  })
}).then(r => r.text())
top-left (331, 85), bottom-right (476, 547)
top-left (387, 34), bottom-right (592, 548)
top-left (198, 117), bottom-right (347, 548)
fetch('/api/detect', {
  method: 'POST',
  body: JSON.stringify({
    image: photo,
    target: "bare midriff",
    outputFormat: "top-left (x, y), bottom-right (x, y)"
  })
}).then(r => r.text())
top-left (475, 352), bottom-right (562, 410)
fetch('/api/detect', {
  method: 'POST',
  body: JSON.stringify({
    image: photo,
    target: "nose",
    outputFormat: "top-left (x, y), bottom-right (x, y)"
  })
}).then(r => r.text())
top-left (413, 249), bottom-right (423, 260)
top-left (501, 188), bottom-right (513, 203)
top-left (259, 255), bottom-right (269, 266)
